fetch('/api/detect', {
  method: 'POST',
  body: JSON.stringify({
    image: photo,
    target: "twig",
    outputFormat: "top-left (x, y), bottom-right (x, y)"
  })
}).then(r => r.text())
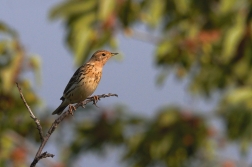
top-left (30, 152), bottom-right (54, 167)
top-left (16, 83), bottom-right (118, 167)
top-left (16, 83), bottom-right (44, 141)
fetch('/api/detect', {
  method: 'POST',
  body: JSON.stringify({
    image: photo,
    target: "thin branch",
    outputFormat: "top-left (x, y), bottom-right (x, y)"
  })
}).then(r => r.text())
top-left (30, 152), bottom-right (54, 167)
top-left (16, 83), bottom-right (118, 167)
top-left (16, 83), bottom-right (44, 141)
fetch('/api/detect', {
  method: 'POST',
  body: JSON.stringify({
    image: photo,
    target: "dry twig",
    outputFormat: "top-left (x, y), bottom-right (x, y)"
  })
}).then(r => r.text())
top-left (16, 83), bottom-right (118, 167)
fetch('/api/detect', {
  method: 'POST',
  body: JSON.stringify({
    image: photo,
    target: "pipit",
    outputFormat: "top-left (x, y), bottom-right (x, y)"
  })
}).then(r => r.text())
top-left (52, 50), bottom-right (118, 115)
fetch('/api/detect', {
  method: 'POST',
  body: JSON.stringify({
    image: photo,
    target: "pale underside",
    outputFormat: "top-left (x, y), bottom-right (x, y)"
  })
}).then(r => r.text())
top-left (61, 63), bottom-right (102, 105)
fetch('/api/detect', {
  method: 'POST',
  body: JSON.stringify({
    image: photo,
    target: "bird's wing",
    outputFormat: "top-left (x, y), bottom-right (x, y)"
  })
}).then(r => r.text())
top-left (62, 64), bottom-right (93, 98)
top-left (62, 65), bottom-right (84, 96)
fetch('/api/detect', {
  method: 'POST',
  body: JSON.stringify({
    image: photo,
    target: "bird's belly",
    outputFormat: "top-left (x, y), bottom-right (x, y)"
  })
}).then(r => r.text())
top-left (68, 77), bottom-right (99, 103)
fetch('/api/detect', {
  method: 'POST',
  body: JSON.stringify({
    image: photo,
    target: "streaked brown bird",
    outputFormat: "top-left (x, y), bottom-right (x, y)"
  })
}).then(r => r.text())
top-left (52, 50), bottom-right (118, 115)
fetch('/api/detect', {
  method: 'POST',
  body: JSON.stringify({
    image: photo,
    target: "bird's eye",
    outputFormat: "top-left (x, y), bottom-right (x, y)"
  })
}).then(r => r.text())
top-left (102, 53), bottom-right (106, 56)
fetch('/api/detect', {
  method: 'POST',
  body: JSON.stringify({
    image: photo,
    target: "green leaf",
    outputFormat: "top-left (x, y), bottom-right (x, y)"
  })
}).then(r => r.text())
top-left (98, 0), bottom-right (115, 21)
top-left (224, 87), bottom-right (252, 105)
top-left (49, 0), bottom-right (97, 20)
top-left (222, 11), bottom-right (245, 62)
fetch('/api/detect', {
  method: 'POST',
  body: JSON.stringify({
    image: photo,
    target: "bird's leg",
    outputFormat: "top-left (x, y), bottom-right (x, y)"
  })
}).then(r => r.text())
top-left (68, 104), bottom-right (76, 116)
top-left (91, 95), bottom-right (100, 108)
top-left (81, 101), bottom-right (86, 108)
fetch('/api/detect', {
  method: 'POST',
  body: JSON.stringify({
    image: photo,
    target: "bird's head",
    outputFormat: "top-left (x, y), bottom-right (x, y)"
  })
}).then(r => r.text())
top-left (89, 50), bottom-right (118, 66)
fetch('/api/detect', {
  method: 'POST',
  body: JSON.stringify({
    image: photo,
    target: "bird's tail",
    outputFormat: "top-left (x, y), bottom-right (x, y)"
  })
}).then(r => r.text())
top-left (52, 102), bottom-right (68, 115)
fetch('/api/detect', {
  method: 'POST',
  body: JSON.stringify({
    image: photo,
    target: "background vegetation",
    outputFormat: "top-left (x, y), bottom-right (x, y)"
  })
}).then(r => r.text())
top-left (1, 0), bottom-right (252, 166)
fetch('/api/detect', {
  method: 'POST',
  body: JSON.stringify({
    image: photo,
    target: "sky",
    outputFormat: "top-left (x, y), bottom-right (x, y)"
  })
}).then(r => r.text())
top-left (1, 0), bottom-right (250, 166)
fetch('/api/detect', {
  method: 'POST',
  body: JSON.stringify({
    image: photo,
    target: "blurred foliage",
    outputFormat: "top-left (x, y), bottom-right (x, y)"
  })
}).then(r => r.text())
top-left (1, 0), bottom-right (252, 166)
top-left (218, 87), bottom-right (252, 154)
top-left (0, 21), bottom-right (43, 166)
top-left (67, 107), bottom-right (208, 167)
top-left (123, 108), bottom-right (208, 167)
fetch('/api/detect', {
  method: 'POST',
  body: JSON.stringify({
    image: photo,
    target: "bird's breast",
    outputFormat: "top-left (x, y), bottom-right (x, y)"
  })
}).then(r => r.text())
top-left (83, 72), bottom-right (101, 90)
top-left (65, 67), bottom-right (102, 103)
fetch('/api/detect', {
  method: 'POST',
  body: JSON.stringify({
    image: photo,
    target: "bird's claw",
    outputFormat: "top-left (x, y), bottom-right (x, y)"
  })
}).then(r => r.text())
top-left (81, 101), bottom-right (86, 108)
top-left (91, 95), bottom-right (100, 108)
top-left (85, 93), bottom-right (117, 108)
top-left (68, 104), bottom-right (76, 116)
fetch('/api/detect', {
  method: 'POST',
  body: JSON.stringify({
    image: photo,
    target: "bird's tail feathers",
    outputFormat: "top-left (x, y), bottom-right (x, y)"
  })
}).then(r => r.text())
top-left (52, 102), bottom-right (68, 115)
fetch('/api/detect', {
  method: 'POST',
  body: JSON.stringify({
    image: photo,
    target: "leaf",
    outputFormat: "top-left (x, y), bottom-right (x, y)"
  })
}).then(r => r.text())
top-left (219, 0), bottom-right (237, 14)
top-left (224, 87), bottom-right (252, 105)
top-left (222, 11), bottom-right (245, 62)
top-left (157, 110), bottom-right (179, 128)
top-left (73, 28), bottom-right (93, 65)
top-left (0, 22), bottom-right (17, 37)
top-left (49, 0), bottom-right (97, 20)
top-left (1, 43), bottom-right (23, 93)
top-left (98, 0), bottom-right (115, 21)
top-left (174, 0), bottom-right (189, 15)
top-left (146, 0), bottom-right (165, 27)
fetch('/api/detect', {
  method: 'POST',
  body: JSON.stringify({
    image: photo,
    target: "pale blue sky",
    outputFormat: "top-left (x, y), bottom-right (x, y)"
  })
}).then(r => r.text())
top-left (1, 0), bottom-right (249, 166)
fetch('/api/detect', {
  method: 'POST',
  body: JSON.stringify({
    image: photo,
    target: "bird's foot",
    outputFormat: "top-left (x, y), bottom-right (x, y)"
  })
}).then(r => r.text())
top-left (90, 95), bottom-right (100, 108)
top-left (81, 101), bottom-right (86, 108)
top-left (68, 104), bottom-right (76, 116)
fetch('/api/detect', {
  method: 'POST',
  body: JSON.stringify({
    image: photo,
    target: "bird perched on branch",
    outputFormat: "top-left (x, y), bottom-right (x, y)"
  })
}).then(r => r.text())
top-left (52, 50), bottom-right (118, 115)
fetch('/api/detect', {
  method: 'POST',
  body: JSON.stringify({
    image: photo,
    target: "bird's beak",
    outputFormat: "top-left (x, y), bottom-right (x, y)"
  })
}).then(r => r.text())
top-left (111, 52), bottom-right (118, 56)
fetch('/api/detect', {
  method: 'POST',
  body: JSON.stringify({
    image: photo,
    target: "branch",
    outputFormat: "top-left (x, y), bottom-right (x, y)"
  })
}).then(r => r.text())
top-left (16, 83), bottom-right (44, 141)
top-left (16, 83), bottom-right (118, 167)
top-left (30, 152), bottom-right (54, 167)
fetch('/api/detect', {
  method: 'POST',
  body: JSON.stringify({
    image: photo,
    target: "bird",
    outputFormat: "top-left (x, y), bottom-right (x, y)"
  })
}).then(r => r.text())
top-left (52, 50), bottom-right (118, 115)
